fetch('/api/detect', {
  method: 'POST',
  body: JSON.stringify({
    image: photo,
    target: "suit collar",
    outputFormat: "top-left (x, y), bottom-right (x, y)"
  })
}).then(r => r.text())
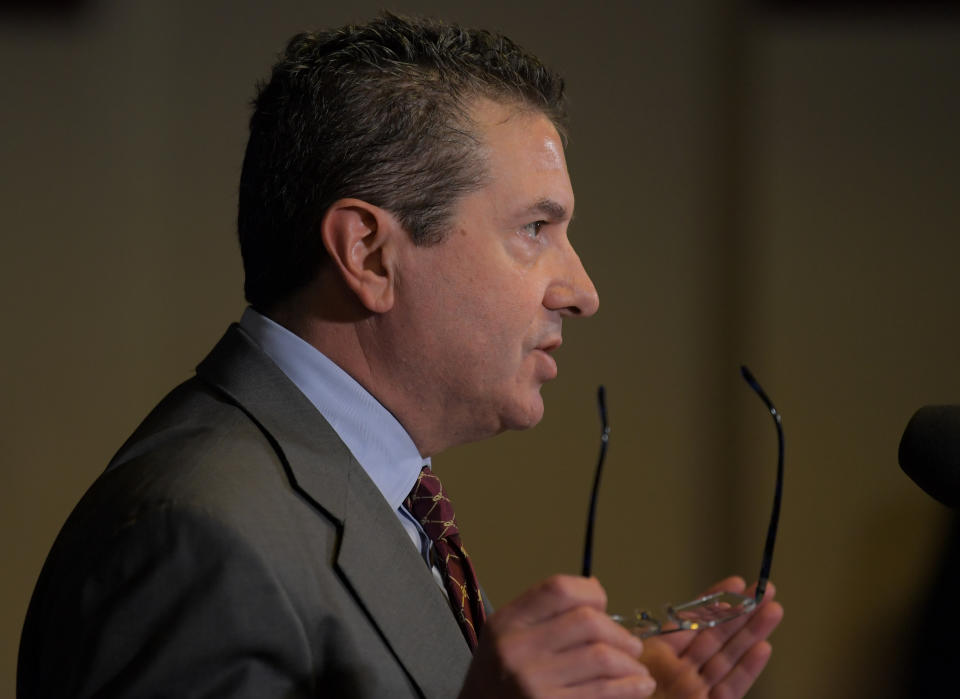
top-left (196, 324), bottom-right (472, 697)
top-left (197, 323), bottom-right (352, 521)
top-left (237, 307), bottom-right (426, 512)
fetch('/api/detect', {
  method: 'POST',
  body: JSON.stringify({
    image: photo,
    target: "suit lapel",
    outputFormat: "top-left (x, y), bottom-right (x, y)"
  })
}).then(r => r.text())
top-left (196, 325), bottom-right (472, 698)
top-left (338, 470), bottom-right (472, 698)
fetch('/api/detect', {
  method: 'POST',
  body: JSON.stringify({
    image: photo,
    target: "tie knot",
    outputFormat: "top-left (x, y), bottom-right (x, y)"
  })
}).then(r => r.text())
top-left (405, 466), bottom-right (459, 544)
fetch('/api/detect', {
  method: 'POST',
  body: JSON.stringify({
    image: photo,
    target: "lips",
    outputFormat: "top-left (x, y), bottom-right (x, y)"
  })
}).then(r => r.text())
top-left (533, 337), bottom-right (561, 380)
top-left (536, 336), bottom-right (562, 354)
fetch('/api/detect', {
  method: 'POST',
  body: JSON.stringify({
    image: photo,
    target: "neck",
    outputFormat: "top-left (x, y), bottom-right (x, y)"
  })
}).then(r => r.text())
top-left (266, 283), bottom-right (452, 457)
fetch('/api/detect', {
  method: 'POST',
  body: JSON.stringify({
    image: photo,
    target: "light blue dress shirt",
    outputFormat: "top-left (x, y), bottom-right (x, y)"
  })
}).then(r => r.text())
top-left (239, 307), bottom-right (439, 575)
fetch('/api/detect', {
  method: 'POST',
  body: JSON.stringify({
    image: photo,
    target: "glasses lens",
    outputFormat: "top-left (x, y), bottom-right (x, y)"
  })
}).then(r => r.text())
top-left (667, 591), bottom-right (756, 630)
top-left (612, 611), bottom-right (662, 639)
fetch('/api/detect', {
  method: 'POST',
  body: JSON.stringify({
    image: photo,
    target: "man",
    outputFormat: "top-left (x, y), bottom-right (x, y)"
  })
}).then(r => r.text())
top-left (19, 14), bottom-right (782, 698)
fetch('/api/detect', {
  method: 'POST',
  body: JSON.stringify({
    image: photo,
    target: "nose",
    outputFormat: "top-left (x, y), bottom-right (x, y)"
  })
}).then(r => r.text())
top-left (543, 243), bottom-right (600, 318)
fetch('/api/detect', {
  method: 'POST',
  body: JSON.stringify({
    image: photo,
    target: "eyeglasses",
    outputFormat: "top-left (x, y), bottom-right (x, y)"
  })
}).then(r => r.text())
top-left (582, 366), bottom-right (783, 638)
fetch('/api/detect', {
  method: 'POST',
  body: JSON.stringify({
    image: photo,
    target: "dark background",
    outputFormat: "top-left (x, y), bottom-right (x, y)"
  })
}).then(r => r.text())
top-left (3, 1), bottom-right (959, 697)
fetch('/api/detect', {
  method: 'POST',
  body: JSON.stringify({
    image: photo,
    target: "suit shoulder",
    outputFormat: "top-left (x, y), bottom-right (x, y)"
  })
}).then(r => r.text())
top-left (105, 377), bottom-right (288, 500)
top-left (63, 375), bottom-right (341, 555)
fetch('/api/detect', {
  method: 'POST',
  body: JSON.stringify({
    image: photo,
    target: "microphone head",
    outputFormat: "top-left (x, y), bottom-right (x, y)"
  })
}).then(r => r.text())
top-left (899, 406), bottom-right (960, 509)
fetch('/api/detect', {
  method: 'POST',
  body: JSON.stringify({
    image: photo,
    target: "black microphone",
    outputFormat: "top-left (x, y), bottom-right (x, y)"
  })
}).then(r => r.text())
top-left (899, 406), bottom-right (960, 508)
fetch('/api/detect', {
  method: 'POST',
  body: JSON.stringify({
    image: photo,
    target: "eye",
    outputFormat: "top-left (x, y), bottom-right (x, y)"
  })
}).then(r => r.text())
top-left (520, 221), bottom-right (546, 239)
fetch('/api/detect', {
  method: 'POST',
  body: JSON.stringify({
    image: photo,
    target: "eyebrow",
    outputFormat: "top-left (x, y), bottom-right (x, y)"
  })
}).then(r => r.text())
top-left (527, 198), bottom-right (571, 222)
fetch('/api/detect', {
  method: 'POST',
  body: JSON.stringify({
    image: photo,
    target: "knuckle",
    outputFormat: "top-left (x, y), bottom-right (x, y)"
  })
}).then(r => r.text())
top-left (586, 642), bottom-right (619, 673)
top-left (571, 604), bottom-right (600, 627)
top-left (594, 583), bottom-right (608, 609)
top-left (539, 573), bottom-right (606, 607)
top-left (540, 573), bottom-right (573, 597)
top-left (580, 606), bottom-right (616, 639)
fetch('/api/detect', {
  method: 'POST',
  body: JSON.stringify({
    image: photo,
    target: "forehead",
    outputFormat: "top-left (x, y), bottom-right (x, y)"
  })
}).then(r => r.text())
top-left (468, 99), bottom-right (574, 215)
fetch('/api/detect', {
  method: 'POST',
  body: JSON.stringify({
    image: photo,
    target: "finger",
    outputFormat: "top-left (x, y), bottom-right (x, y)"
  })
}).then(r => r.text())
top-left (747, 580), bottom-right (777, 604)
top-left (653, 577), bottom-right (751, 657)
top-left (705, 576), bottom-right (747, 597)
top-left (495, 604), bottom-right (644, 659)
top-left (535, 641), bottom-right (653, 690)
top-left (539, 606), bottom-right (646, 656)
top-left (647, 627), bottom-right (698, 658)
top-left (637, 637), bottom-right (703, 698)
top-left (680, 580), bottom-right (779, 668)
top-left (680, 614), bottom-right (752, 669)
top-left (708, 641), bottom-right (773, 699)
top-left (495, 575), bottom-right (608, 629)
top-left (699, 601), bottom-right (783, 687)
top-left (560, 674), bottom-right (658, 699)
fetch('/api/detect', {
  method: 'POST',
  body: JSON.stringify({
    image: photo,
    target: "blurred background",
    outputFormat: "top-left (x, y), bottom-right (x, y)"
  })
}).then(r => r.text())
top-left (3, 1), bottom-right (959, 696)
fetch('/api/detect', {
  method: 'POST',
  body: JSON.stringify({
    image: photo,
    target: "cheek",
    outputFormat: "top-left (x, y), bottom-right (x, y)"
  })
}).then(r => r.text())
top-left (424, 258), bottom-right (545, 373)
top-left (472, 283), bottom-right (531, 338)
top-left (472, 299), bottom-right (542, 386)
top-left (427, 302), bottom-right (522, 386)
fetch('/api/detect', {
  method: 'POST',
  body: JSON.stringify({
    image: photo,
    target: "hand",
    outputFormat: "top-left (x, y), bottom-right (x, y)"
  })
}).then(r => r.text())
top-left (640, 577), bottom-right (783, 699)
top-left (460, 574), bottom-right (657, 699)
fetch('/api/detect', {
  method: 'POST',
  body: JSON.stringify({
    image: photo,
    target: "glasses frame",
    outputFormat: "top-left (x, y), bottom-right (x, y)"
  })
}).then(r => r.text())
top-left (582, 365), bottom-right (784, 637)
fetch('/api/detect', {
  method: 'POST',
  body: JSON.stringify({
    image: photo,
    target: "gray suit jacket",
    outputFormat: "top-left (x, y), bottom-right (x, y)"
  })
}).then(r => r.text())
top-left (19, 324), bottom-right (473, 698)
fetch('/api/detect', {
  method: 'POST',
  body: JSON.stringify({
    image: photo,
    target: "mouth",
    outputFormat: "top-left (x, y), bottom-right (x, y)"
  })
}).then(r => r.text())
top-left (536, 337), bottom-right (563, 354)
top-left (533, 337), bottom-right (562, 380)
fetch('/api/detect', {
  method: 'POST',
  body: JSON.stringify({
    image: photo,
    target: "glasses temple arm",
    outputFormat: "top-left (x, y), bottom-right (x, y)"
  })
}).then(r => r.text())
top-left (741, 365), bottom-right (784, 603)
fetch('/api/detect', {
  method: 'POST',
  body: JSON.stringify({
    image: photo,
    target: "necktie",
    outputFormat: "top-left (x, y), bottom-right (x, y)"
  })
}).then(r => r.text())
top-left (404, 465), bottom-right (486, 650)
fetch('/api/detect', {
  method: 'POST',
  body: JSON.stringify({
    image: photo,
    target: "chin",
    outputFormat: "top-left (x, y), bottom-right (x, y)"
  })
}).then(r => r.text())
top-left (503, 394), bottom-right (546, 432)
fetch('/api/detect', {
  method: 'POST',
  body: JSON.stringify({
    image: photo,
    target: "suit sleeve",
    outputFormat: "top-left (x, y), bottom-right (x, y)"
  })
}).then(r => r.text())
top-left (20, 502), bottom-right (318, 699)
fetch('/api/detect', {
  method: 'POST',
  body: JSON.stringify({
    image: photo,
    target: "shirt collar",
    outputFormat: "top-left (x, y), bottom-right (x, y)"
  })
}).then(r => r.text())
top-left (239, 307), bottom-right (426, 510)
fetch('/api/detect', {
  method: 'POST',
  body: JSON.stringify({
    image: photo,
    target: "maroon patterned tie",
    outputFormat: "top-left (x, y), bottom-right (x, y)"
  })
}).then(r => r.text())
top-left (404, 465), bottom-right (486, 651)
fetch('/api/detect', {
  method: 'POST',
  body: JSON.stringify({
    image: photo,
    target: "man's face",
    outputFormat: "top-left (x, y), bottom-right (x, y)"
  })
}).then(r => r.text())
top-left (382, 99), bottom-right (599, 454)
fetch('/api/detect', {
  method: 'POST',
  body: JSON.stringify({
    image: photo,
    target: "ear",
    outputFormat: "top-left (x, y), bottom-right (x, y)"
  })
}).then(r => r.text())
top-left (320, 198), bottom-right (402, 314)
